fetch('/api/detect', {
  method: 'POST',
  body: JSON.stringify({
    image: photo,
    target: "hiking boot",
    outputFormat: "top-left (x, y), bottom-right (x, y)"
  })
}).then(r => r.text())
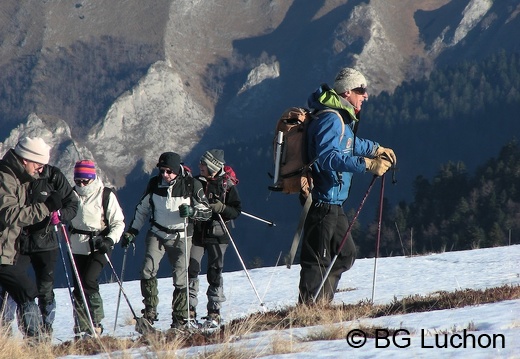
top-left (202, 312), bottom-right (221, 329)
top-left (170, 317), bottom-right (201, 330)
top-left (142, 307), bottom-right (158, 325)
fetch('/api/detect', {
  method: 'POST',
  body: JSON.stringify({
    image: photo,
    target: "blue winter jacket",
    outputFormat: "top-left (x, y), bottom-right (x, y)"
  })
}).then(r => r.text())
top-left (306, 85), bottom-right (379, 205)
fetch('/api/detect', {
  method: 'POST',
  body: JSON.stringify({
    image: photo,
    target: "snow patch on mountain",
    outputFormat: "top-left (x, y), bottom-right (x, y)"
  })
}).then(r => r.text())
top-left (238, 61), bottom-right (280, 95)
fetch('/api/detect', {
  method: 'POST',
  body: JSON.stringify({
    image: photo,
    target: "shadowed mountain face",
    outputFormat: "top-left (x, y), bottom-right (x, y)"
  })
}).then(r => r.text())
top-left (1, 0), bottom-right (519, 283)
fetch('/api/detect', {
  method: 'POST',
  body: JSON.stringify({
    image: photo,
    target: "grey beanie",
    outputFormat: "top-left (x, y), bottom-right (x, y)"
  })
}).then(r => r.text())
top-left (201, 149), bottom-right (225, 174)
top-left (333, 67), bottom-right (368, 94)
top-left (14, 137), bottom-right (51, 164)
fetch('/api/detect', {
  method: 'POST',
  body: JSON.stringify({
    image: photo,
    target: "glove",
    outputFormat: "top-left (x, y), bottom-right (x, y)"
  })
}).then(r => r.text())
top-left (209, 200), bottom-right (226, 214)
top-left (96, 237), bottom-right (114, 254)
top-left (365, 157), bottom-right (392, 176)
top-left (375, 146), bottom-right (397, 165)
top-left (44, 191), bottom-right (62, 212)
top-left (49, 211), bottom-right (60, 225)
top-left (179, 203), bottom-right (195, 218)
top-left (121, 231), bottom-right (136, 248)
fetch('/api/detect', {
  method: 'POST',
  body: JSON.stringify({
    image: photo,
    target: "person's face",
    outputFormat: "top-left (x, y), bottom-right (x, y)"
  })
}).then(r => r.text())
top-left (343, 87), bottom-right (368, 112)
top-left (159, 167), bottom-right (177, 181)
top-left (74, 178), bottom-right (93, 187)
top-left (23, 159), bottom-right (45, 177)
top-left (198, 160), bottom-right (212, 178)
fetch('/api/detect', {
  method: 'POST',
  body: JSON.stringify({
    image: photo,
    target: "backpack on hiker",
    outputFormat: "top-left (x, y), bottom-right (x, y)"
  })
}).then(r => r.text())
top-left (223, 164), bottom-right (239, 187)
top-left (268, 106), bottom-right (344, 268)
top-left (268, 107), bottom-right (313, 197)
top-left (269, 107), bottom-right (343, 199)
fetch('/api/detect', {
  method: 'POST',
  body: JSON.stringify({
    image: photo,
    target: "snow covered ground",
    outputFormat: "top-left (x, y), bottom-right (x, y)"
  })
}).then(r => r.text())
top-left (14, 244), bottom-right (520, 358)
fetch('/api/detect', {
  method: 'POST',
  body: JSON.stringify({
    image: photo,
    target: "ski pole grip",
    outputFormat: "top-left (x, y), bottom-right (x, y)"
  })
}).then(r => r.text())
top-left (50, 210), bottom-right (61, 225)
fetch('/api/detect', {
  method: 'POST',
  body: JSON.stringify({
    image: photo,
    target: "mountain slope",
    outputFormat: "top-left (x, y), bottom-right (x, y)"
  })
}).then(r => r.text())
top-left (0, 0), bottom-right (519, 281)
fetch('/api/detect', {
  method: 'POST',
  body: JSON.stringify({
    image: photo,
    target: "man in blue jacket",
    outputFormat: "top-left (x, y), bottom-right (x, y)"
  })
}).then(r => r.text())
top-left (299, 68), bottom-right (397, 304)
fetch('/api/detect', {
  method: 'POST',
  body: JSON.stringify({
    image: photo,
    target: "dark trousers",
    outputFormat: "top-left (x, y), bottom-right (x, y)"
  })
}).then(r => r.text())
top-left (188, 242), bottom-right (228, 314)
top-left (0, 264), bottom-right (38, 306)
top-left (71, 251), bottom-right (109, 330)
top-left (0, 263), bottom-right (42, 337)
top-left (298, 203), bottom-right (357, 304)
top-left (16, 249), bottom-right (59, 327)
top-left (71, 252), bottom-right (108, 296)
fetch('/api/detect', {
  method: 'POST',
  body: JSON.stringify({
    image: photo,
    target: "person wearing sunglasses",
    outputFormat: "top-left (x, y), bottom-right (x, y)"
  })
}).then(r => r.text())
top-left (68, 160), bottom-right (125, 337)
top-left (0, 136), bottom-right (62, 341)
top-left (298, 68), bottom-right (397, 305)
top-left (121, 151), bottom-right (212, 330)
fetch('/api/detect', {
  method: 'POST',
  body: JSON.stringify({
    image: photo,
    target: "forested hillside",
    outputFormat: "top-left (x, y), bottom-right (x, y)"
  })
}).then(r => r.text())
top-left (355, 140), bottom-right (520, 258)
top-left (350, 52), bottom-right (520, 257)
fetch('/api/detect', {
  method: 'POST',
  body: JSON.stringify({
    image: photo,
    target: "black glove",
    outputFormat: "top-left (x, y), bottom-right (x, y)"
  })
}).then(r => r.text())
top-left (96, 237), bottom-right (114, 254)
top-left (179, 203), bottom-right (194, 218)
top-left (121, 231), bottom-right (136, 248)
top-left (209, 200), bottom-right (226, 214)
top-left (44, 191), bottom-right (62, 212)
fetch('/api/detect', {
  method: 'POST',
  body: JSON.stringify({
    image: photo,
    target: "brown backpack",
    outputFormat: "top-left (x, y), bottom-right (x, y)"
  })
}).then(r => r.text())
top-left (269, 107), bottom-right (343, 198)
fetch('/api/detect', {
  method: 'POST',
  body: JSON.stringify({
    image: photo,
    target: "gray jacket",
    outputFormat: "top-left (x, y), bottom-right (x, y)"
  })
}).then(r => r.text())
top-left (0, 150), bottom-right (49, 265)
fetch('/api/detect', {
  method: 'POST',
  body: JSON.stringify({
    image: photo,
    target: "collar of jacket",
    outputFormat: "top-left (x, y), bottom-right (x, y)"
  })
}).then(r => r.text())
top-left (317, 88), bottom-right (358, 122)
top-left (2, 149), bottom-right (35, 184)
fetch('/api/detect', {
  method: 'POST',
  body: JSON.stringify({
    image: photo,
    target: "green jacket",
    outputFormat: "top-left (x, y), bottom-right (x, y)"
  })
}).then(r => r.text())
top-left (0, 149), bottom-right (49, 265)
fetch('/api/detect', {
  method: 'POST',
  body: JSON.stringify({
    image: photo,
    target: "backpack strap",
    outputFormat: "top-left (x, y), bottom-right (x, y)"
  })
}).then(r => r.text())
top-left (72, 186), bottom-right (113, 232)
top-left (315, 108), bottom-right (345, 141)
top-left (311, 108), bottom-right (346, 191)
top-left (102, 187), bottom-right (114, 228)
top-left (184, 175), bottom-right (194, 199)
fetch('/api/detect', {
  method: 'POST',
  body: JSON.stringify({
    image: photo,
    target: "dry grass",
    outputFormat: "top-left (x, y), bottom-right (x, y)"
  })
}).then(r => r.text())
top-left (0, 284), bottom-right (516, 357)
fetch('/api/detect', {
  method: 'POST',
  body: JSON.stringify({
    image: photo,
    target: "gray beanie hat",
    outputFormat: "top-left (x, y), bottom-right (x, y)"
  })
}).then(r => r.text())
top-left (333, 67), bottom-right (368, 94)
top-left (201, 149), bottom-right (225, 174)
top-left (14, 137), bottom-right (51, 165)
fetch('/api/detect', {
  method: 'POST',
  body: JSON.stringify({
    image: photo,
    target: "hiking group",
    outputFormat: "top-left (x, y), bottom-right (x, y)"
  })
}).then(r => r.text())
top-left (0, 66), bottom-right (395, 342)
top-left (0, 137), bottom-right (241, 340)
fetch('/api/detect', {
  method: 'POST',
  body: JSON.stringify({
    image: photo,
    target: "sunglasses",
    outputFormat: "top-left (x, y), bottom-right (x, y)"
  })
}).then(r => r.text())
top-left (75, 179), bottom-right (91, 186)
top-left (159, 168), bottom-right (175, 175)
top-left (351, 87), bottom-right (367, 95)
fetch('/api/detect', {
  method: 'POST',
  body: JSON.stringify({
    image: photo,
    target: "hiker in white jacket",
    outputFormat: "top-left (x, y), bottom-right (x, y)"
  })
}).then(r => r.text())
top-left (68, 160), bottom-right (125, 337)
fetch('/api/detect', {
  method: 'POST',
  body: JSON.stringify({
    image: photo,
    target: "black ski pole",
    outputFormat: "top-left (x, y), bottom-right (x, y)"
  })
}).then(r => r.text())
top-left (312, 175), bottom-right (378, 303)
top-left (113, 244), bottom-right (132, 332)
top-left (104, 253), bottom-right (155, 334)
top-left (53, 216), bottom-right (75, 309)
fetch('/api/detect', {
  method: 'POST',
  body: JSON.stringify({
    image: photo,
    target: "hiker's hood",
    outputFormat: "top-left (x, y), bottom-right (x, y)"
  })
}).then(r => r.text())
top-left (307, 85), bottom-right (358, 122)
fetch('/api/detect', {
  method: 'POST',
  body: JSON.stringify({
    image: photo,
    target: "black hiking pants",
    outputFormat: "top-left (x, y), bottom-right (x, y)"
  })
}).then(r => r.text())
top-left (298, 202), bottom-right (356, 304)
